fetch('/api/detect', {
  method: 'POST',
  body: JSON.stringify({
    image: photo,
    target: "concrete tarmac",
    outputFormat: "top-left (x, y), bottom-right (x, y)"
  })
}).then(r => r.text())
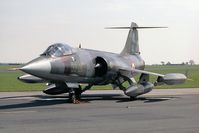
top-left (0, 89), bottom-right (199, 133)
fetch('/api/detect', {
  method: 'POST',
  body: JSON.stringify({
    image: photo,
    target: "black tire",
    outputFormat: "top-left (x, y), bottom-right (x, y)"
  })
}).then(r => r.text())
top-left (75, 87), bottom-right (82, 100)
top-left (130, 96), bottom-right (137, 101)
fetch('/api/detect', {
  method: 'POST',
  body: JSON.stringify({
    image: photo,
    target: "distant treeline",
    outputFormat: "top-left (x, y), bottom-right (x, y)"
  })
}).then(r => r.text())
top-left (0, 62), bottom-right (197, 66)
top-left (157, 60), bottom-right (196, 66)
top-left (151, 64), bottom-right (198, 66)
top-left (0, 63), bottom-right (24, 65)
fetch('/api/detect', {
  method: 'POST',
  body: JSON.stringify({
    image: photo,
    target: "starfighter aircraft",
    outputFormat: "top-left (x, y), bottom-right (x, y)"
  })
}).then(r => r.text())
top-left (18, 22), bottom-right (186, 103)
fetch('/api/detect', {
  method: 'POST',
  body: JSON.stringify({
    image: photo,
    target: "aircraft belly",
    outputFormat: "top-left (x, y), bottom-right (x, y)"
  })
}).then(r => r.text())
top-left (39, 73), bottom-right (103, 84)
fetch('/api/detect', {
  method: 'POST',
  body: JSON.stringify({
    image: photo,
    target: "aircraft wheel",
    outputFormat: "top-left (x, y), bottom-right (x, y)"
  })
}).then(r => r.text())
top-left (75, 87), bottom-right (82, 100)
top-left (72, 94), bottom-right (77, 104)
top-left (68, 87), bottom-right (82, 104)
top-left (130, 96), bottom-right (137, 101)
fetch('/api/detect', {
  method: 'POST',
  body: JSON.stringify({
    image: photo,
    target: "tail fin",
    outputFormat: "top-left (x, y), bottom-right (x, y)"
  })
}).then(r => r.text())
top-left (106, 22), bottom-right (167, 56)
top-left (121, 22), bottom-right (139, 55)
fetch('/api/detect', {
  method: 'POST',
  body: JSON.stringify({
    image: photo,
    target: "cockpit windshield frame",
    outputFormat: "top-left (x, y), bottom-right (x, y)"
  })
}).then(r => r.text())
top-left (41, 43), bottom-right (73, 57)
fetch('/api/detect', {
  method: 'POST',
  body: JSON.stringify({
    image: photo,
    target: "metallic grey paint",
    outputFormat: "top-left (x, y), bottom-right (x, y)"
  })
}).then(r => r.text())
top-left (18, 22), bottom-right (186, 100)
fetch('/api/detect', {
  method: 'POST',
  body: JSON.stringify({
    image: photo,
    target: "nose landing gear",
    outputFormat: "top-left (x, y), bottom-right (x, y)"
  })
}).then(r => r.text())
top-left (68, 87), bottom-right (82, 104)
top-left (68, 84), bottom-right (93, 104)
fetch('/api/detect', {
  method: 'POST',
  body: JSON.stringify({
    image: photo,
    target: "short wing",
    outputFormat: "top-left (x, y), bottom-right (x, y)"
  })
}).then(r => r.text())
top-left (120, 68), bottom-right (187, 85)
top-left (133, 69), bottom-right (164, 77)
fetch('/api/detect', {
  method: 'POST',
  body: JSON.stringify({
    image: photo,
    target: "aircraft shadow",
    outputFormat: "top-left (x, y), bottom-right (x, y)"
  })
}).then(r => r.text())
top-left (81, 94), bottom-right (176, 103)
top-left (0, 94), bottom-right (177, 110)
top-left (0, 99), bottom-right (66, 110)
top-left (116, 97), bottom-right (174, 103)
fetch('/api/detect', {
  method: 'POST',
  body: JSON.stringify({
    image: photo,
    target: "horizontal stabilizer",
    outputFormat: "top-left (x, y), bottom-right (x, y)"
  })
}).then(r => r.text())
top-left (105, 27), bottom-right (167, 29)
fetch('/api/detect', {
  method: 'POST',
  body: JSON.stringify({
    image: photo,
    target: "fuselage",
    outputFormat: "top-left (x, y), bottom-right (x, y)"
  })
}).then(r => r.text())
top-left (20, 45), bottom-right (145, 85)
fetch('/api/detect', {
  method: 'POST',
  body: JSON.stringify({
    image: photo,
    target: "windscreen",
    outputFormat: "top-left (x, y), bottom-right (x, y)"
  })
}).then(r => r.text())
top-left (41, 43), bottom-right (73, 57)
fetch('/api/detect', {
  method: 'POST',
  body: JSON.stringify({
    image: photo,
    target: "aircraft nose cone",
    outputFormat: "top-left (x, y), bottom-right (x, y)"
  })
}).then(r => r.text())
top-left (20, 57), bottom-right (51, 76)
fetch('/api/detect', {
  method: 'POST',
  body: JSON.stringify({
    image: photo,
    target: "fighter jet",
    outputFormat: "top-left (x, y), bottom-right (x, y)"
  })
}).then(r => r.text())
top-left (18, 22), bottom-right (186, 103)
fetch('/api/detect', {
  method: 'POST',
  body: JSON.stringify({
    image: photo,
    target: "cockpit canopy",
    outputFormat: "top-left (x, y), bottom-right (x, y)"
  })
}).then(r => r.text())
top-left (41, 43), bottom-right (73, 57)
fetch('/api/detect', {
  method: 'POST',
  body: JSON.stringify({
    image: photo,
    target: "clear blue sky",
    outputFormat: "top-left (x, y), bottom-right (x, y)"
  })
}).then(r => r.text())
top-left (0, 0), bottom-right (198, 64)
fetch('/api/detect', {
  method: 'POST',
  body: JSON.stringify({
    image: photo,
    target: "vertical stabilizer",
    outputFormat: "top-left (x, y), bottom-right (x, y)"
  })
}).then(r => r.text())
top-left (120, 22), bottom-right (139, 56)
top-left (105, 22), bottom-right (167, 56)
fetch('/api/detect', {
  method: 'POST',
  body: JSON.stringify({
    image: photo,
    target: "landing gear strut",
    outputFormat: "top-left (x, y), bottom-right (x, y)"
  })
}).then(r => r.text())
top-left (68, 84), bottom-right (93, 104)
top-left (68, 87), bottom-right (82, 104)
